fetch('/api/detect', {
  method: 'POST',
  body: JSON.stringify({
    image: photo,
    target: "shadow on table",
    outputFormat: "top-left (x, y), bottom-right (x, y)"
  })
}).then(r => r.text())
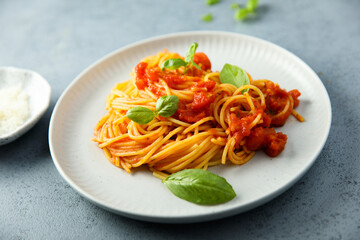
top-left (95, 194), bottom-right (296, 239)
top-left (0, 109), bottom-right (51, 166)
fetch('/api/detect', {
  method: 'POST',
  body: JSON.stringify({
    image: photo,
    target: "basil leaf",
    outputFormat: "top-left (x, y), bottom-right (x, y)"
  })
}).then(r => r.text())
top-left (185, 42), bottom-right (199, 64)
top-left (161, 42), bottom-right (200, 72)
top-left (161, 58), bottom-right (187, 71)
top-left (126, 106), bottom-right (155, 124)
top-left (234, 8), bottom-right (249, 21)
top-left (155, 95), bottom-right (179, 117)
top-left (202, 13), bottom-right (213, 22)
top-left (163, 169), bottom-right (236, 205)
top-left (206, 0), bottom-right (219, 6)
top-left (220, 63), bottom-right (250, 91)
top-left (233, 0), bottom-right (258, 21)
top-left (246, 0), bottom-right (258, 12)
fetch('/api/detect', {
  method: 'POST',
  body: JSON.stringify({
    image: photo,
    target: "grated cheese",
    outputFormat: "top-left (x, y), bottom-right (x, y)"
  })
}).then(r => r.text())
top-left (0, 84), bottom-right (30, 136)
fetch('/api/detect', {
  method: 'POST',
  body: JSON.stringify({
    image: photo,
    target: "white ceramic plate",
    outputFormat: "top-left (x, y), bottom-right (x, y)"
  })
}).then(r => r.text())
top-left (49, 31), bottom-right (331, 223)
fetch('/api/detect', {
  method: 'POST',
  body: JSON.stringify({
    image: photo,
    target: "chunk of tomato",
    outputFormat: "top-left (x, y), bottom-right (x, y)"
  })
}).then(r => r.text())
top-left (193, 52), bottom-right (211, 71)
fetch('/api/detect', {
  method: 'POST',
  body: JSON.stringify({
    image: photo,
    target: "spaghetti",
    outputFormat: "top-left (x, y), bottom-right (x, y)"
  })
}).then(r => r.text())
top-left (92, 49), bottom-right (304, 178)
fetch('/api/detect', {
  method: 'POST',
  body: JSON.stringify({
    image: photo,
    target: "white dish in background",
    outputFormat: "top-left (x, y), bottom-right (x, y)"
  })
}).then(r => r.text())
top-left (48, 31), bottom-right (331, 223)
top-left (0, 67), bottom-right (51, 145)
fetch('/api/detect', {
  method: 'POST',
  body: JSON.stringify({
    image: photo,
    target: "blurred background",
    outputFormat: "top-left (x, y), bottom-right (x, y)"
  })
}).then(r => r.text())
top-left (0, 0), bottom-right (359, 239)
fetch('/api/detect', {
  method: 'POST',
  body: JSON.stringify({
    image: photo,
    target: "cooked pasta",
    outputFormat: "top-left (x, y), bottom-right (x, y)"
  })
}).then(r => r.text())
top-left (92, 49), bottom-right (304, 178)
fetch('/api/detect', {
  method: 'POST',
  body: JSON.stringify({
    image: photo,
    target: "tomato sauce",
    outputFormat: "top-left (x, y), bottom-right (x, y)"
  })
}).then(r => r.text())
top-left (176, 78), bottom-right (216, 122)
top-left (162, 75), bottom-right (185, 89)
top-left (228, 81), bottom-right (300, 157)
top-left (176, 81), bottom-right (216, 123)
top-left (265, 84), bottom-right (291, 126)
top-left (134, 58), bottom-right (212, 97)
top-left (134, 62), bottom-right (148, 90)
top-left (229, 112), bottom-right (258, 139)
top-left (135, 53), bottom-right (217, 123)
top-left (245, 127), bottom-right (287, 157)
top-left (135, 62), bottom-right (163, 95)
top-left (262, 81), bottom-right (301, 127)
top-left (288, 89), bottom-right (301, 108)
top-left (193, 52), bottom-right (211, 71)
top-left (176, 104), bottom-right (209, 123)
top-left (229, 109), bottom-right (288, 157)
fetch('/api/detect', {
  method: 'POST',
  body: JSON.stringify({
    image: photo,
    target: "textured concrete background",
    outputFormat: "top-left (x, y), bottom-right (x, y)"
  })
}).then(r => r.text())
top-left (0, 0), bottom-right (359, 239)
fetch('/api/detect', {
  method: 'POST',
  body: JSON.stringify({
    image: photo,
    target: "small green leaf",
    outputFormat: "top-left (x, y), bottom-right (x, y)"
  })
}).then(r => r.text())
top-left (161, 58), bottom-right (187, 71)
top-left (234, 8), bottom-right (249, 21)
top-left (163, 169), bottom-right (236, 205)
top-left (202, 13), bottom-right (213, 22)
top-left (155, 95), bottom-right (179, 117)
top-left (206, 0), bottom-right (219, 6)
top-left (185, 42), bottom-right (199, 64)
top-left (126, 106), bottom-right (155, 124)
top-left (220, 63), bottom-right (250, 92)
top-left (162, 42), bottom-right (201, 73)
top-left (232, 0), bottom-right (259, 22)
top-left (246, 0), bottom-right (258, 12)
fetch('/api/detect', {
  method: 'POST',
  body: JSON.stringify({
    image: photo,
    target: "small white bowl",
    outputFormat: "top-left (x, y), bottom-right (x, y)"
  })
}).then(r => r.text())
top-left (0, 67), bottom-right (51, 145)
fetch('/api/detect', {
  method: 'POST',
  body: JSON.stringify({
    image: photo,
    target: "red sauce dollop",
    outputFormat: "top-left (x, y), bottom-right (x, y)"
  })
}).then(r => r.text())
top-left (245, 127), bottom-right (287, 157)
top-left (263, 81), bottom-right (301, 127)
top-left (193, 52), bottom-right (211, 71)
top-left (176, 80), bottom-right (217, 123)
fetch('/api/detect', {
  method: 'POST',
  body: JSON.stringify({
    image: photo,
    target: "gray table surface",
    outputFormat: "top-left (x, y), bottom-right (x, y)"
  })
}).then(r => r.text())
top-left (1, 0), bottom-right (359, 239)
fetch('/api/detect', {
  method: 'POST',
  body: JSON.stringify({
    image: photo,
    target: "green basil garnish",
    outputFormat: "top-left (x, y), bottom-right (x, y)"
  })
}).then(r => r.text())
top-left (232, 0), bottom-right (259, 21)
top-left (161, 42), bottom-right (201, 72)
top-left (185, 42), bottom-right (202, 71)
top-left (206, 0), bottom-right (219, 6)
top-left (126, 95), bottom-right (179, 124)
top-left (246, 0), bottom-right (259, 12)
top-left (126, 106), bottom-right (155, 125)
top-left (163, 169), bottom-right (236, 205)
top-left (234, 8), bottom-right (249, 20)
top-left (220, 63), bottom-right (250, 92)
top-left (161, 58), bottom-right (187, 71)
top-left (202, 13), bottom-right (214, 22)
top-left (155, 95), bottom-right (179, 117)
top-left (185, 42), bottom-right (198, 64)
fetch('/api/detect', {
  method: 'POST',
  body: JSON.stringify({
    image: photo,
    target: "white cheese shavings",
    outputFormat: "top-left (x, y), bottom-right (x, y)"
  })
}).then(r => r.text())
top-left (0, 84), bottom-right (30, 136)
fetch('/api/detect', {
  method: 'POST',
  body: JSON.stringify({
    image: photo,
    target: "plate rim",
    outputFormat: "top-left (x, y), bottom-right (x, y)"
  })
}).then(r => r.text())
top-left (48, 30), bottom-right (332, 223)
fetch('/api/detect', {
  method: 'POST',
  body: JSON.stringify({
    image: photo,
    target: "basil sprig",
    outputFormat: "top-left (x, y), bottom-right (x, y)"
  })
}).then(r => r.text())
top-left (219, 63), bottom-right (250, 92)
top-left (163, 169), bottom-right (236, 205)
top-left (161, 42), bottom-right (202, 72)
top-left (126, 95), bottom-right (179, 124)
top-left (232, 0), bottom-right (259, 21)
top-left (184, 42), bottom-right (201, 70)
top-left (246, 0), bottom-right (259, 12)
